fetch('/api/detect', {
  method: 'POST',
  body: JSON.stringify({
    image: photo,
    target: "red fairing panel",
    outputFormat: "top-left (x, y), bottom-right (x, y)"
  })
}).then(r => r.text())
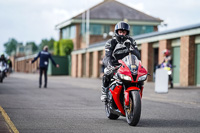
top-left (140, 86), bottom-right (143, 98)
top-left (124, 87), bottom-right (140, 106)
top-left (137, 62), bottom-right (148, 77)
top-left (110, 85), bottom-right (125, 115)
top-left (124, 91), bottom-right (129, 106)
top-left (118, 60), bottom-right (133, 81)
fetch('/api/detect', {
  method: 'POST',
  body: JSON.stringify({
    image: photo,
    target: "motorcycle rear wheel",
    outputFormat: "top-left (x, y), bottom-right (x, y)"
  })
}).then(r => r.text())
top-left (105, 102), bottom-right (119, 120)
top-left (125, 91), bottom-right (141, 126)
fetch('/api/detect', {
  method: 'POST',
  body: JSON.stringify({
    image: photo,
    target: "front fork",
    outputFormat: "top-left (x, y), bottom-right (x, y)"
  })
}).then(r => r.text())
top-left (124, 86), bottom-right (143, 107)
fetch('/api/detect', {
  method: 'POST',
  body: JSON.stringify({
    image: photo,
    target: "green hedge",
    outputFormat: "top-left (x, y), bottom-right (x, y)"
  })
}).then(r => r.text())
top-left (54, 39), bottom-right (73, 56)
top-left (53, 41), bottom-right (59, 55)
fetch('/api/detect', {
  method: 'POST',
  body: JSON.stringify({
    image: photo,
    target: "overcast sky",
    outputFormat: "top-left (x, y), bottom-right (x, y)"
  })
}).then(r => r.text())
top-left (1, 0), bottom-right (200, 54)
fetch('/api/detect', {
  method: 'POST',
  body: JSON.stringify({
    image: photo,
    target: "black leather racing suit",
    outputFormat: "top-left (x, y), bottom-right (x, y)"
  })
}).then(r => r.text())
top-left (102, 36), bottom-right (141, 87)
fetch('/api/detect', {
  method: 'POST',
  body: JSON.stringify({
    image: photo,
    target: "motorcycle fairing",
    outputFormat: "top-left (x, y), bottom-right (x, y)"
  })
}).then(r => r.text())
top-left (118, 60), bottom-right (133, 80)
top-left (110, 85), bottom-right (125, 115)
top-left (137, 62), bottom-right (148, 78)
top-left (118, 59), bottom-right (147, 83)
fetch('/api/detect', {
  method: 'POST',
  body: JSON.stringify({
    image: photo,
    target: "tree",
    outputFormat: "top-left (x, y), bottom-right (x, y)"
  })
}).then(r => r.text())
top-left (39, 38), bottom-right (55, 51)
top-left (3, 38), bottom-right (18, 55)
top-left (48, 38), bottom-right (55, 50)
top-left (26, 42), bottom-right (38, 53)
top-left (39, 39), bottom-right (48, 51)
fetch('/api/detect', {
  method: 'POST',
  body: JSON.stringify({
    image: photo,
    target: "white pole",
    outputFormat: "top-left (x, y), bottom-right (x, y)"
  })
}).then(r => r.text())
top-left (86, 9), bottom-right (90, 47)
top-left (82, 11), bottom-right (86, 42)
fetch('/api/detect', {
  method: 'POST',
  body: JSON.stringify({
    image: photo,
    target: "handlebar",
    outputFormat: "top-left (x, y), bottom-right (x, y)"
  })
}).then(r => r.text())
top-left (114, 64), bottom-right (122, 70)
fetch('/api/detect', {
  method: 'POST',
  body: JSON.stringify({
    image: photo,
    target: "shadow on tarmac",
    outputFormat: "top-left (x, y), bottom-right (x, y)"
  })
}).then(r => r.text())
top-left (172, 86), bottom-right (200, 90)
top-left (138, 118), bottom-right (200, 127)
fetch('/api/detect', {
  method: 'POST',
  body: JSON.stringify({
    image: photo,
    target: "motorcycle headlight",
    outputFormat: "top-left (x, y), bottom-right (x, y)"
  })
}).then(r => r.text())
top-left (168, 71), bottom-right (172, 75)
top-left (119, 74), bottom-right (132, 81)
top-left (138, 74), bottom-right (147, 81)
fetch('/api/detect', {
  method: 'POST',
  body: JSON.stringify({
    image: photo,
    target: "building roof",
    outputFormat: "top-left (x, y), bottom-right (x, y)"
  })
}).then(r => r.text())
top-left (56, 0), bottom-right (162, 29)
top-left (73, 0), bottom-right (162, 22)
top-left (133, 23), bottom-right (200, 40)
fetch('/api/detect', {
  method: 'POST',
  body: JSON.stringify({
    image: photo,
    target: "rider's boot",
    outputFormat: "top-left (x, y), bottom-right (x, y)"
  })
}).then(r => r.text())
top-left (101, 74), bottom-right (110, 102)
top-left (100, 86), bottom-right (108, 102)
top-left (169, 75), bottom-right (173, 88)
top-left (170, 82), bottom-right (173, 88)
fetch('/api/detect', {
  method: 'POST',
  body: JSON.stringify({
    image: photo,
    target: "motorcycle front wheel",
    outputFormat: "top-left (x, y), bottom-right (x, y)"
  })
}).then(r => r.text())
top-left (105, 102), bottom-right (119, 120)
top-left (125, 91), bottom-right (141, 126)
top-left (0, 73), bottom-right (3, 83)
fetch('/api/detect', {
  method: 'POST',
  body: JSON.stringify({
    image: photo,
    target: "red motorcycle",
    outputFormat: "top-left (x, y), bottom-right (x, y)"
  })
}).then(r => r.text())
top-left (104, 53), bottom-right (148, 126)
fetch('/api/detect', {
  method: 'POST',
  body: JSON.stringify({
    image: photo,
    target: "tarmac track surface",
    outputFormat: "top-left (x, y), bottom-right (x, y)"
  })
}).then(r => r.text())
top-left (0, 73), bottom-right (200, 133)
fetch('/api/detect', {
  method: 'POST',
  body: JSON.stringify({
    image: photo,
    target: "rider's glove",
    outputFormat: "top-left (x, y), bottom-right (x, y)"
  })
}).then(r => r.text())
top-left (129, 45), bottom-right (135, 51)
top-left (123, 39), bottom-right (135, 51)
top-left (104, 65), bottom-right (115, 75)
top-left (123, 39), bottom-right (131, 49)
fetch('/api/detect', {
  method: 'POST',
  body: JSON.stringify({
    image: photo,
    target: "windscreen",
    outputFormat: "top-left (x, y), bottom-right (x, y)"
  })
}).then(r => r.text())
top-left (122, 54), bottom-right (140, 74)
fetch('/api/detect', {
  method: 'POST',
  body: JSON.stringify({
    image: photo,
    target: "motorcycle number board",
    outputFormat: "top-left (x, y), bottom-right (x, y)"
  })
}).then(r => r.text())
top-left (155, 69), bottom-right (168, 93)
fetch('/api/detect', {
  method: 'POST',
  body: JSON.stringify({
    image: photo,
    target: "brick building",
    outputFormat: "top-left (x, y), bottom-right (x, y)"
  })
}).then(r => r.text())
top-left (70, 23), bottom-right (200, 86)
top-left (55, 0), bottom-right (162, 75)
top-left (55, 0), bottom-right (162, 50)
top-left (13, 0), bottom-right (200, 87)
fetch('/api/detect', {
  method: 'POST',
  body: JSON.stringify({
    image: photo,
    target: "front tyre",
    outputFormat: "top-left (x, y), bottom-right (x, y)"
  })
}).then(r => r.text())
top-left (105, 102), bottom-right (119, 120)
top-left (0, 73), bottom-right (3, 83)
top-left (125, 91), bottom-right (141, 126)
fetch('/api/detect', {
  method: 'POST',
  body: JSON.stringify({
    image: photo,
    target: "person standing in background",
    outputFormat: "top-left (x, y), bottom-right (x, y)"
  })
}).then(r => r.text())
top-left (161, 49), bottom-right (173, 88)
top-left (99, 55), bottom-right (105, 78)
top-left (7, 57), bottom-right (12, 74)
top-left (31, 46), bottom-right (59, 88)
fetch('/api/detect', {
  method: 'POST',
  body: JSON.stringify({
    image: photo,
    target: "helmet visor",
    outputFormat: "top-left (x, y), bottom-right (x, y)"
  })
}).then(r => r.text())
top-left (116, 23), bottom-right (130, 31)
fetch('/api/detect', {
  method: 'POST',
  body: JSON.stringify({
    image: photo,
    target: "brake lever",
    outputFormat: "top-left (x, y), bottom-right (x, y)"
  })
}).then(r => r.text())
top-left (114, 64), bottom-right (122, 70)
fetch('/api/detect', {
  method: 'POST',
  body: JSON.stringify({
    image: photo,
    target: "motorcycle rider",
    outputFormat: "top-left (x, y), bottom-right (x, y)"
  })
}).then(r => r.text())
top-left (0, 54), bottom-right (8, 77)
top-left (0, 54), bottom-right (7, 63)
top-left (162, 49), bottom-right (172, 64)
top-left (161, 49), bottom-right (173, 88)
top-left (101, 21), bottom-right (141, 102)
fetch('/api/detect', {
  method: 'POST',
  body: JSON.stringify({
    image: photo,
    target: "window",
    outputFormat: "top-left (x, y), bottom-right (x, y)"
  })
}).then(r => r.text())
top-left (104, 25), bottom-right (110, 34)
top-left (90, 24), bottom-right (102, 35)
top-left (62, 25), bottom-right (76, 39)
top-left (70, 25), bottom-right (76, 39)
top-left (62, 27), bottom-right (70, 39)
top-left (131, 25), bottom-right (154, 36)
top-left (81, 24), bottom-right (110, 35)
top-left (19, 47), bottom-right (24, 52)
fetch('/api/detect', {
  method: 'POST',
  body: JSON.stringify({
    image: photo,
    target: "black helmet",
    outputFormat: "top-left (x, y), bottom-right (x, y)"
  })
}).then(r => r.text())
top-left (114, 21), bottom-right (130, 43)
top-left (1, 54), bottom-right (5, 58)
